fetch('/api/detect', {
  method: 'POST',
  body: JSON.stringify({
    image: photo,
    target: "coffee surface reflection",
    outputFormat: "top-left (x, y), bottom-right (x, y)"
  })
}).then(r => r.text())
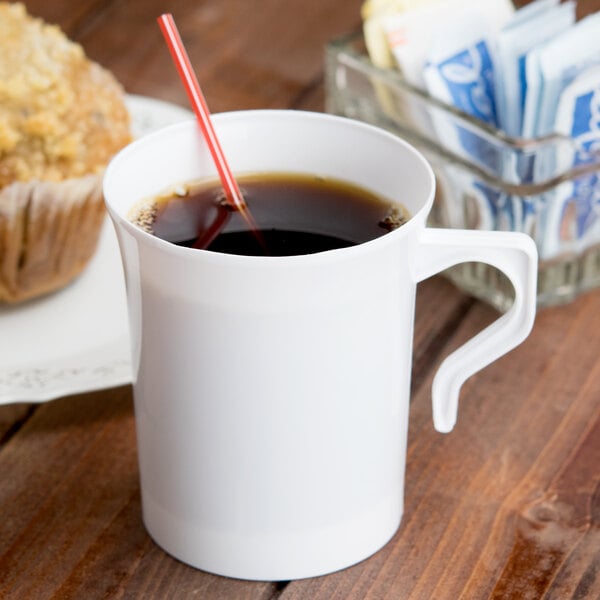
top-left (129, 172), bottom-right (410, 256)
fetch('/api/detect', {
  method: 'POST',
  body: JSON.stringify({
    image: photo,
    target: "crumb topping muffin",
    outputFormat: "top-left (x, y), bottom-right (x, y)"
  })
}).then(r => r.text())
top-left (0, 3), bottom-right (132, 303)
top-left (0, 2), bottom-right (131, 187)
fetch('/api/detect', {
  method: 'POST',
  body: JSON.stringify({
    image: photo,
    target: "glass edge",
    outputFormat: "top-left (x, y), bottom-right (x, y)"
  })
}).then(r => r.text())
top-left (325, 31), bottom-right (596, 154)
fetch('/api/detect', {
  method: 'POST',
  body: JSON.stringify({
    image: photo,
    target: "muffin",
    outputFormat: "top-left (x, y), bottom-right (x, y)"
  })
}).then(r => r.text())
top-left (0, 3), bottom-right (131, 303)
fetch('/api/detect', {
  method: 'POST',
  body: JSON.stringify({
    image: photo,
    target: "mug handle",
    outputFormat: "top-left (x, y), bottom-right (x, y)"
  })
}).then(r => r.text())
top-left (414, 228), bottom-right (538, 433)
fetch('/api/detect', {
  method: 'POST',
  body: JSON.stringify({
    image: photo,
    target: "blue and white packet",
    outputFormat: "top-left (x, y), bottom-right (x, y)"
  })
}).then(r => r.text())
top-left (422, 9), bottom-right (511, 175)
top-left (372, 0), bottom-right (600, 262)
top-left (541, 66), bottom-right (600, 259)
top-left (495, 0), bottom-right (575, 138)
top-left (382, 0), bottom-right (513, 88)
top-left (379, 0), bottom-right (512, 160)
top-left (423, 13), bottom-right (499, 127)
top-left (436, 164), bottom-right (540, 244)
top-left (522, 11), bottom-right (600, 139)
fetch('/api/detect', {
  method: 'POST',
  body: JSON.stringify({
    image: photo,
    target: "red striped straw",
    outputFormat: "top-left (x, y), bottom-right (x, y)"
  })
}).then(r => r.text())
top-left (157, 13), bottom-right (247, 214)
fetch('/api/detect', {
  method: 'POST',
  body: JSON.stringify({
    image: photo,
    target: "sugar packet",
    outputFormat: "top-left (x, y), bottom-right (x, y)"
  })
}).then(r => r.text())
top-left (381, 0), bottom-right (513, 90)
top-left (436, 165), bottom-right (540, 241)
top-left (522, 11), bottom-right (600, 138)
top-left (414, 2), bottom-right (512, 175)
top-left (494, 0), bottom-right (575, 138)
top-left (423, 12), bottom-right (499, 126)
top-left (360, 0), bottom-right (514, 173)
top-left (540, 66), bottom-right (600, 258)
top-left (359, 0), bottom-right (446, 145)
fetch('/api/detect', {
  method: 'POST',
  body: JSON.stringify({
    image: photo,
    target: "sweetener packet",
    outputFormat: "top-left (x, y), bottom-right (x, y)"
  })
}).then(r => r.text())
top-left (360, 0), bottom-right (445, 143)
top-left (495, 0), bottom-right (575, 137)
top-left (522, 11), bottom-right (600, 138)
top-left (381, 0), bottom-right (513, 89)
top-left (541, 66), bottom-right (600, 258)
top-left (412, 1), bottom-right (512, 175)
top-left (437, 165), bottom-right (540, 244)
top-left (423, 14), bottom-right (499, 126)
top-left (361, 0), bottom-right (513, 167)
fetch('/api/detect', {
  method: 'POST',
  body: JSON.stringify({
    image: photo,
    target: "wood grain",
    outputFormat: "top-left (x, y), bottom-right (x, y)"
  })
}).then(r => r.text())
top-left (0, 388), bottom-right (277, 599)
top-left (18, 0), bottom-right (364, 110)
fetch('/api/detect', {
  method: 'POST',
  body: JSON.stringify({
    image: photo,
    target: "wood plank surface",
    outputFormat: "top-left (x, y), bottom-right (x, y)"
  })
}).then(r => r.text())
top-left (21, 0), bottom-right (366, 110)
top-left (0, 388), bottom-right (274, 599)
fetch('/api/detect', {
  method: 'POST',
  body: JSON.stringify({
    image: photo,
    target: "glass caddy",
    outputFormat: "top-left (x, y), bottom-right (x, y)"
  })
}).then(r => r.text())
top-left (326, 32), bottom-right (600, 311)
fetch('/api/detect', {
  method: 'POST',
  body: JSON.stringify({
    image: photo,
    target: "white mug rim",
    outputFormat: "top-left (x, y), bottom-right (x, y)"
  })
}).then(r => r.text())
top-left (103, 109), bottom-right (436, 265)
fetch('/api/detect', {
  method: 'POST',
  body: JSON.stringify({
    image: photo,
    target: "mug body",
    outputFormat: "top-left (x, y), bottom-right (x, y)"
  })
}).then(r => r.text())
top-left (103, 111), bottom-right (435, 580)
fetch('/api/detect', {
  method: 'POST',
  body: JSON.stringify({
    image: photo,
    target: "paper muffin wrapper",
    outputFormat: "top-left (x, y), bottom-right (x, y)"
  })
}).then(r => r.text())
top-left (0, 174), bottom-right (105, 303)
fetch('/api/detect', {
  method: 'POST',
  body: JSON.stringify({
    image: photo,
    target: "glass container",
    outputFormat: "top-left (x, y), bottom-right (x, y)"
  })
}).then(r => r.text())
top-left (326, 32), bottom-right (600, 310)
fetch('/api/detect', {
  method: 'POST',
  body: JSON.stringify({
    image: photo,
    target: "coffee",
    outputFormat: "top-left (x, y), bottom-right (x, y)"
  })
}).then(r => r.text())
top-left (129, 172), bottom-right (410, 256)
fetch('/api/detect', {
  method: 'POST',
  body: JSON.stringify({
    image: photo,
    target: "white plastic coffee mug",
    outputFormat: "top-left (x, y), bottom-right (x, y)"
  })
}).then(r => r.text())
top-left (104, 111), bottom-right (537, 581)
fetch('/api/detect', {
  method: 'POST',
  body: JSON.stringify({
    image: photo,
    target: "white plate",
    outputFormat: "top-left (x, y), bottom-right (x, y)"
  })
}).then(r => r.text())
top-left (0, 95), bottom-right (193, 404)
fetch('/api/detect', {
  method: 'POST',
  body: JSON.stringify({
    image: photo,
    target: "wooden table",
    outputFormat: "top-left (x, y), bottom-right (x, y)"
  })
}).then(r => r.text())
top-left (2, 1), bottom-right (599, 598)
